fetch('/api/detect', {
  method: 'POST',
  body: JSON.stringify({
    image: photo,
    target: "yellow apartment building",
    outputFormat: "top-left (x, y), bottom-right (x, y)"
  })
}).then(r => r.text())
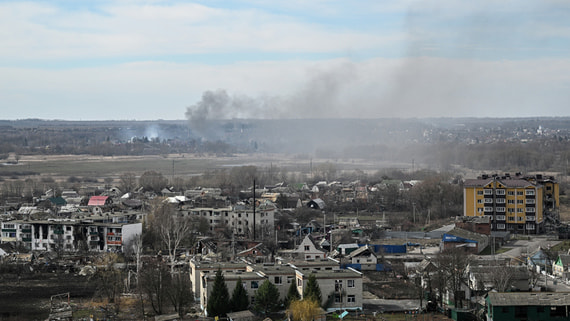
top-left (463, 174), bottom-right (554, 234)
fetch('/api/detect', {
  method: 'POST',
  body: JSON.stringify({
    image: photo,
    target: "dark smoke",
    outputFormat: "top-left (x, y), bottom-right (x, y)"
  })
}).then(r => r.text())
top-left (185, 61), bottom-right (357, 138)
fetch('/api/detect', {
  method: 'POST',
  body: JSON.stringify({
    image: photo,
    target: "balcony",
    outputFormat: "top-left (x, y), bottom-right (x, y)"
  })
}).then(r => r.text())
top-left (526, 216), bottom-right (536, 221)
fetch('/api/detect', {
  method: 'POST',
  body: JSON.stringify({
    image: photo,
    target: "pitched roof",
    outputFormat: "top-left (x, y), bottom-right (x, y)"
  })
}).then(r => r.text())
top-left (88, 195), bottom-right (110, 206)
top-left (487, 292), bottom-right (570, 306)
top-left (48, 197), bottom-right (67, 206)
top-left (347, 245), bottom-right (376, 258)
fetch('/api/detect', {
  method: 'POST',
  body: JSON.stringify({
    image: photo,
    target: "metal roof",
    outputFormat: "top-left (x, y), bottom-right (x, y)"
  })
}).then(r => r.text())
top-left (487, 292), bottom-right (570, 306)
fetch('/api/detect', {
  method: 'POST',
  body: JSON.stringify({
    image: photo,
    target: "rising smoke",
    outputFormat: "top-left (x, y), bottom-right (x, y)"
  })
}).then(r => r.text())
top-left (185, 61), bottom-right (357, 138)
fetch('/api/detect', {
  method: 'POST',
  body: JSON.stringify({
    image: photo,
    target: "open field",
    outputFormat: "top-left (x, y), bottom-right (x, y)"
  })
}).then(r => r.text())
top-left (0, 153), bottom-right (414, 181)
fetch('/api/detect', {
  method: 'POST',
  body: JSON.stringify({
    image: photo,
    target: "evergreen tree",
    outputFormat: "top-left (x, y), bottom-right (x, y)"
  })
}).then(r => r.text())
top-left (254, 279), bottom-right (280, 314)
top-left (230, 277), bottom-right (249, 312)
top-left (303, 274), bottom-right (322, 305)
top-left (207, 269), bottom-right (230, 317)
top-left (285, 280), bottom-right (301, 308)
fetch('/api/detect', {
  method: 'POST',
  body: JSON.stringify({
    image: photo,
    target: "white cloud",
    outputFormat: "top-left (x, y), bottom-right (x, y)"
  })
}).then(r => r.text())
top-left (2, 57), bottom-right (570, 120)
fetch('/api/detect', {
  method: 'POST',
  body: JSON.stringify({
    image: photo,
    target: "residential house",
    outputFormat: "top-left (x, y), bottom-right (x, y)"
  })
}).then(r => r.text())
top-left (467, 265), bottom-right (530, 294)
top-left (295, 234), bottom-right (327, 260)
top-left (553, 254), bottom-right (570, 280)
top-left (345, 245), bottom-right (378, 271)
top-left (307, 198), bottom-right (325, 210)
top-left (527, 247), bottom-right (555, 274)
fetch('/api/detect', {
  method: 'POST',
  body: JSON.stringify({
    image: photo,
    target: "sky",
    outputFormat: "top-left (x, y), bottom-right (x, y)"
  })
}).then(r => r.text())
top-left (1, 0), bottom-right (570, 121)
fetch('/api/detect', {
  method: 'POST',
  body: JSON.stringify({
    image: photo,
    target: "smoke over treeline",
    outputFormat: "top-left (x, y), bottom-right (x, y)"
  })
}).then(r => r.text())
top-left (185, 62), bottom-right (356, 138)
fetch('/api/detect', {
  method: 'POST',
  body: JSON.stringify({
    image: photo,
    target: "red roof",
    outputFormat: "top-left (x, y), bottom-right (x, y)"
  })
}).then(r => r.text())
top-left (88, 196), bottom-right (110, 206)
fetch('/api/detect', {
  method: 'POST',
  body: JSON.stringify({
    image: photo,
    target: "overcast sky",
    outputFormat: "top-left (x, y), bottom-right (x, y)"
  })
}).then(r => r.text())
top-left (2, 0), bottom-right (570, 120)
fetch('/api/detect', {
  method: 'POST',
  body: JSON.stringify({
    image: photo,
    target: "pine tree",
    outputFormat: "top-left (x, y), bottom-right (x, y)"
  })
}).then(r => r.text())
top-left (230, 277), bottom-right (249, 312)
top-left (207, 269), bottom-right (230, 317)
top-left (285, 280), bottom-right (301, 308)
top-left (303, 274), bottom-right (322, 306)
top-left (254, 279), bottom-right (280, 314)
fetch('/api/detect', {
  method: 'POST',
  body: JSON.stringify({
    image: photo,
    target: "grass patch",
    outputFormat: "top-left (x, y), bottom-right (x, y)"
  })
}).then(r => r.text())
top-left (479, 246), bottom-right (513, 255)
top-left (550, 240), bottom-right (570, 253)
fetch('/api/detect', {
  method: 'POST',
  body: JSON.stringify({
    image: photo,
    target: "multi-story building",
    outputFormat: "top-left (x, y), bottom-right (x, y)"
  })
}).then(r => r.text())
top-left (463, 174), bottom-right (553, 234)
top-left (296, 268), bottom-right (363, 312)
top-left (186, 202), bottom-right (275, 239)
top-left (189, 261), bottom-right (248, 302)
top-left (1, 217), bottom-right (142, 252)
top-left (193, 259), bottom-right (362, 315)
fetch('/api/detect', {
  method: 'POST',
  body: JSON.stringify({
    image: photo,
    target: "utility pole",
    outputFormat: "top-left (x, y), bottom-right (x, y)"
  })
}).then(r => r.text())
top-left (253, 178), bottom-right (256, 241)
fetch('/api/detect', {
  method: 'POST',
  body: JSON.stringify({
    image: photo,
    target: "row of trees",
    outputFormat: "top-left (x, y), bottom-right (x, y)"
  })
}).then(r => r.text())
top-left (207, 270), bottom-right (323, 321)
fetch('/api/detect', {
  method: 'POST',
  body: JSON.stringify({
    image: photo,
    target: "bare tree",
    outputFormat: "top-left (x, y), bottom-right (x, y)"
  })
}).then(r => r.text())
top-left (119, 172), bottom-right (138, 194)
top-left (139, 170), bottom-right (168, 193)
top-left (436, 248), bottom-right (471, 308)
top-left (140, 259), bottom-right (170, 315)
top-left (151, 201), bottom-right (194, 274)
top-left (167, 272), bottom-right (193, 317)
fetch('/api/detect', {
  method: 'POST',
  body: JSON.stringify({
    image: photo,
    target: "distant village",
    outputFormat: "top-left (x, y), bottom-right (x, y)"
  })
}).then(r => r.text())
top-left (1, 165), bottom-right (570, 321)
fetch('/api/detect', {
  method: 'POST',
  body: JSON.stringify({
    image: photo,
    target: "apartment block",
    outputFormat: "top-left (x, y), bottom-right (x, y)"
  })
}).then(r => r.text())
top-left (463, 174), bottom-right (557, 234)
top-left (186, 203), bottom-right (275, 238)
top-left (1, 218), bottom-right (142, 252)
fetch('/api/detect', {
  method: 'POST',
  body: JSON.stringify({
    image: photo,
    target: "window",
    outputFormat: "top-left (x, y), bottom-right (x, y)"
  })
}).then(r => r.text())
top-left (496, 198), bottom-right (505, 204)
top-left (297, 279), bottom-right (302, 287)
top-left (508, 208), bottom-right (515, 213)
top-left (484, 198), bottom-right (493, 204)
top-left (251, 281), bottom-right (259, 288)
top-left (335, 280), bottom-right (343, 291)
top-left (507, 191), bottom-right (515, 196)
top-left (477, 199), bottom-right (483, 204)
top-left (274, 276), bottom-right (282, 285)
top-left (526, 199), bottom-right (535, 204)
top-left (304, 245), bottom-right (310, 251)
top-left (484, 189), bottom-right (492, 195)
top-left (517, 191), bottom-right (523, 196)
top-left (526, 190), bottom-right (535, 196)
top-left (497, 224), bottom-right (505, 229)
top-left (334, 295), bottom-right (342, 303)
top-left (347, 280), bottom-right (355, 288)
top-left (514, 306), bottom-right (527, 318)
top-left (526, 207), bottom-right (536, 213)
top-left (496, 189), bottom-right (505, 195)
top-left (477, 191), bottom-right (483, 195)
top-left (517, 208), bottom-right (524, 213)
top-left (517, 199), bottom-right (524, 204)
top-left (496, 207), bottom-right (505, 212)
top-left (347, 295), bottom-right (356, 303)
top-left (508, 199), bottom-right (515, 204)
top-left (496, 215), bottom-right (506, 221)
